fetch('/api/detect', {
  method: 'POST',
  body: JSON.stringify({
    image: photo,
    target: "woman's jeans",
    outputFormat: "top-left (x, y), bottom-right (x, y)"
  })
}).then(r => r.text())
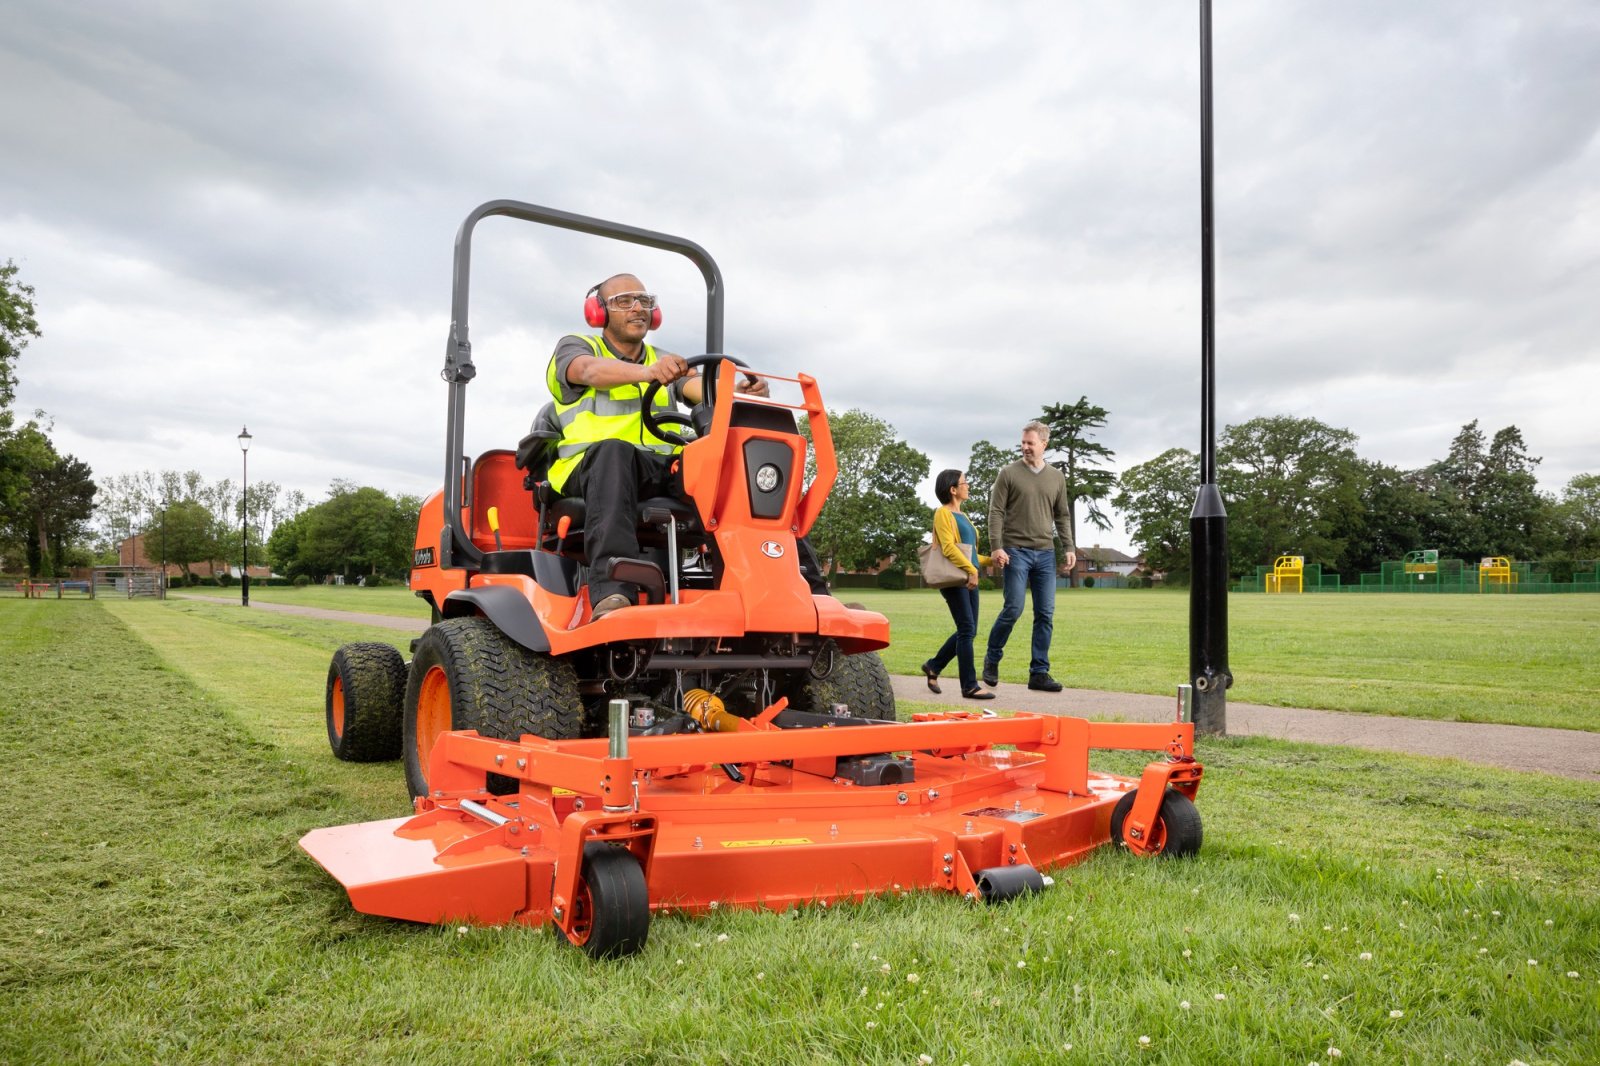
top-left (931, 584), bottom-right (980, 692)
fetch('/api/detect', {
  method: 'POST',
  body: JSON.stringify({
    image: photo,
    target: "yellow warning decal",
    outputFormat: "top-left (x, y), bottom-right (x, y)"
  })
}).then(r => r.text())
top-left (552, 787), bottom-right (577, 796)
top-left (719, 837), bottom-right (814, 849)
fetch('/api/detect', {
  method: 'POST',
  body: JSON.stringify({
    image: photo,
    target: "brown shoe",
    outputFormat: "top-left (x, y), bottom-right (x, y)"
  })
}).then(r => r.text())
top-left (590, 593), bottom-right (632, 621)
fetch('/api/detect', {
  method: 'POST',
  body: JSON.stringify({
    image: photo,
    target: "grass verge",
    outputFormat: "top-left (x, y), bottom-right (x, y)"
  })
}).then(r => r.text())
top-left (2, 598), bottom-right (1597, 1063)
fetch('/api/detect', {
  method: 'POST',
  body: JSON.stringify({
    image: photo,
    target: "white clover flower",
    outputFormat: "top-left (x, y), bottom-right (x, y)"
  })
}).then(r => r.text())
top-left (1492, 910), bottom-right (1502, 917)
top-left (1324, 924), bottom-right (1334, 931)
top-left (1509, 1060), bottom-right (1530, 1066)
top-left (1106, 949), bottom-right (1116, 956)
top-left (1544, 919), bottom-right (1554, 927)
top-left (852, 941), bottom-right (861, 949)
top-left (1478, 948), bottom-right (1489, 955)
top-left (875, 1002), bottom-right (884, 1011)
top-left (456, 926), bottom-right (469, 935)
top-left (676, 959), bottom-right (685, 966)
top-left (1180, 1000), bottom-right (1191, 1010)
top-left (859, 986), bottom-right (868, 996)
top-left (881, 963), bottom-right (892, 974)
top-left (1528, 959), bottom-right (1538, 967)
top-left (1359, 952), bottom-right (1373, 961)
top-left (1389, 1009), bottom-right (1404, 1018)
top-left (756, 972), bottom-right (764, 981)
top-left (1567, 971), bottom-right (1580, 979)
top-left (1063, 1044), bottom-right (1073, 1052)
top-left (1018, 959), bottom-right (1028, 968)
top-left (1322, 974), bottom-right (1330, 981)
top-left (918, 1055), bottom-right (933, 1065)
top-left (717, 933), bottom-right (729, 943)
top-left (1288, 913), bottom-right (1301, 922)
top-left (1327, 1048), bottom-right (1341, 1059)
top-left (1138, 1036), bottom-right (1151, 1046)
top-left (866, 1021), bottom-right (877, 1031)
top-left (1182, 949), bottom-right (1192, 958)
top-left (1214, 993), bottom-right (1227, 1001)
top-left (907, 973), bottom-right (920, 984)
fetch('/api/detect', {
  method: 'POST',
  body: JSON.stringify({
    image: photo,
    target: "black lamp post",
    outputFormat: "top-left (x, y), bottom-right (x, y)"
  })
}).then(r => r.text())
top-left (238, 426), bottom-right (252, 607)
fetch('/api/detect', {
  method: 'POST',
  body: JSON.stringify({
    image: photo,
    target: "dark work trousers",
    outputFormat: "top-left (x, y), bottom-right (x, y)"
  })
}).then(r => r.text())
top-left (567, 438), bottom-right (678, 604)
top-left (931, 584), bottom-right (980, 692)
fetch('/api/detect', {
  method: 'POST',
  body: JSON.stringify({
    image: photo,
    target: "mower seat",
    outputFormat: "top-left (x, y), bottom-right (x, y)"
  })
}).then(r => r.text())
top-left (515, 404), bottom-right (706, 562)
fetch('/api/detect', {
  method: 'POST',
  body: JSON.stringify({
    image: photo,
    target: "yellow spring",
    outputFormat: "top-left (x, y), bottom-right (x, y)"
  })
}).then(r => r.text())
top-left (684, 688), bottom-right (740, 732)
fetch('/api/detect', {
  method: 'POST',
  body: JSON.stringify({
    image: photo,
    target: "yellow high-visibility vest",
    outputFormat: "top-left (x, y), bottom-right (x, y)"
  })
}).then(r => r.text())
top-left (545, 335), bottom-right (679, 492)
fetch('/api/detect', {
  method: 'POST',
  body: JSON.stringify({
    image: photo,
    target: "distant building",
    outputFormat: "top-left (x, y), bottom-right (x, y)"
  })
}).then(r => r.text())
top-left (114, 533), bottom-right (270, 581)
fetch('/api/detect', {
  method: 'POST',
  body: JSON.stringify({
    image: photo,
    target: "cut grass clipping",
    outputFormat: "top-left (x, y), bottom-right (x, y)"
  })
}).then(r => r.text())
top-left (1, 598), bottom-right (1596, 1064)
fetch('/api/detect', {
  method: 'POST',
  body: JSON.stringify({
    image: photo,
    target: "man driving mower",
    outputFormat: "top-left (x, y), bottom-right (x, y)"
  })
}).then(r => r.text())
top-left (545, 272), bottom-right (771, 620)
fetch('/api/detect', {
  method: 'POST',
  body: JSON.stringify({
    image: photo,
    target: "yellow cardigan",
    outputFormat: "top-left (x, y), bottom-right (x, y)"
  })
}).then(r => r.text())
top-left (933, 506), bottom-right (990, 576)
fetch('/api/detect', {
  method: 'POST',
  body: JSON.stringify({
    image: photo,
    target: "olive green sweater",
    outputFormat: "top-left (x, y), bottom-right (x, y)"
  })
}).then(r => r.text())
top-left (988, 460), bottom-right (1074, 552)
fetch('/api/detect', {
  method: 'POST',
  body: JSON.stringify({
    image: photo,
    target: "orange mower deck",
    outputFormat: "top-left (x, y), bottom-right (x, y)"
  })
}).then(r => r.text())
top-left (301, 707), bottom-right (1202, 952)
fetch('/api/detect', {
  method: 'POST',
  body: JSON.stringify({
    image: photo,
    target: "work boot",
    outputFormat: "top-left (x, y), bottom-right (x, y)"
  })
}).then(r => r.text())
top-left (981, 660), bottom-right (1000, 688)
top-left (590, 593), bottom-right (632, 621)
top-left (1028, 673), bottom-right (1063, 693)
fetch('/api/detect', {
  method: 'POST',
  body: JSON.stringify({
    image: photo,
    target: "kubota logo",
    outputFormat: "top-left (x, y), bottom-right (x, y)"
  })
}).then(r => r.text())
top-left (760, 541), bottom-right (784, 558)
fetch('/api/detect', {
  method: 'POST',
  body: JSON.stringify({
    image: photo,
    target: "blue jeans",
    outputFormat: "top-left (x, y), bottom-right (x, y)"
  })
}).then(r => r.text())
top-left (984, 546), bottom-right (1056, 677)
top-left (931, 584), bottom-right (980, 692)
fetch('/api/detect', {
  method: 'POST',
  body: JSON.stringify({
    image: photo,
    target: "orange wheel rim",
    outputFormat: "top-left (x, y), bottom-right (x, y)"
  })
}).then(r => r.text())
top-left (416, 665), bottom-right (452, 774)
top-left (1146, 816), bottom-right (1169, 854)
top-left (330, 676), bottom-right (346, 738)
top-left (567, 877), bottom-right (594, 945)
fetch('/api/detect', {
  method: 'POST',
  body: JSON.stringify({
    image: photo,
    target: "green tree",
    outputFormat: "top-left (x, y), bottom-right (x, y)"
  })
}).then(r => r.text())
top-left (297, 482), bottom-right (416, 579)
top-left (960, 439), bottom-right (1011, 549)
top-left (1, 259), bottom-right (42, 426)
top-left (1038, 396), bottom-right (1117, 553)
top-left (160, 499), bottom-right (222, 581)
top-left (0, 417), bottom-right (96, 576)
top-left (1112, 447), bottom-right (1197, 582)
top-left (1547, 473), bottom-right (1600, 559)
top-left (1220, 416), bottom-right (1363, 576)
top-left (803, 409), bottom-right (930, 577)
top-left (1339, 461), bottom-right (1436, 576)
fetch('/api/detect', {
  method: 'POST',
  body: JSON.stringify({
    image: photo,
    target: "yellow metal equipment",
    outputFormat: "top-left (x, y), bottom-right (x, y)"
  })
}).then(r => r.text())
top-left (1264, 555), bottom-right (1304, 593)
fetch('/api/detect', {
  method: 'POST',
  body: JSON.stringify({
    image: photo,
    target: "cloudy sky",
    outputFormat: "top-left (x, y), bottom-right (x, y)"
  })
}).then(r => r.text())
top-left (5, 1), bottom-right (1597, 553)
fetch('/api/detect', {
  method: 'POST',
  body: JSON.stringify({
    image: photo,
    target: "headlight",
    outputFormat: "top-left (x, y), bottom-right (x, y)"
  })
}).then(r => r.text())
top-left (755, 463), bottom-right (781, 493)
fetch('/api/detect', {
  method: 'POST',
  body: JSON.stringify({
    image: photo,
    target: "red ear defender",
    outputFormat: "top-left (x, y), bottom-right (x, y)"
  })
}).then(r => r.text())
top-left (583, 289), bottom-right (608, 328)
top-left (649, 305), bottom-right (662, 330)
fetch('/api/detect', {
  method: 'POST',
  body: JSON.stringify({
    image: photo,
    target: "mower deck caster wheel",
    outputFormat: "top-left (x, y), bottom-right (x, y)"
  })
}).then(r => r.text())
top-left (1110, 788), bottom-right (1203, 858)
top-left (973, 864), bottom-right (1046, 902)
top-left (565, 842), bottom-right (650, 960)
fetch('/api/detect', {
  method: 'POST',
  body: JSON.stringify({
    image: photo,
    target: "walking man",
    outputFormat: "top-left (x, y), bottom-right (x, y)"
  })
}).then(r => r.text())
top-left (982, 420), bottom-right (1077, 691)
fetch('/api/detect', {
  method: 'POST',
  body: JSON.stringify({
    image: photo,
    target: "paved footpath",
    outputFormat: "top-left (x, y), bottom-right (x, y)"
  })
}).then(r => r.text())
top-left (180, 595), bottom-right (1599, 782)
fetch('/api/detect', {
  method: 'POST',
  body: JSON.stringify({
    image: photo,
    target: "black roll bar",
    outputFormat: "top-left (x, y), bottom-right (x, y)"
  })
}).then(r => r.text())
top-left (437, 200), bottom-right (725, 571)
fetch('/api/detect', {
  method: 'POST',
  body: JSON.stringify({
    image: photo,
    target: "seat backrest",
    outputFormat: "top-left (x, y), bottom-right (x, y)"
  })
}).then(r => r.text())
top-left (515, 402), bottom-right (563, 485)
top-left (467, 449), bottom-right (541, 553)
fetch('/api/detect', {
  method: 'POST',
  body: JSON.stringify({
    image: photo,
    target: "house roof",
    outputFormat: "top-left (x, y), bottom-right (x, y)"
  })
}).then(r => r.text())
top-left (1079, 544), bottom-right (1140, 565)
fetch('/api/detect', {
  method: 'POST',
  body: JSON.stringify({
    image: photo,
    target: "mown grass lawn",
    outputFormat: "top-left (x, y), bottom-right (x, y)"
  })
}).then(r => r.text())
top-left (3, 597), bottom-right (1598, 1064)
top-left (200, 583), bottom-right (1600, 730)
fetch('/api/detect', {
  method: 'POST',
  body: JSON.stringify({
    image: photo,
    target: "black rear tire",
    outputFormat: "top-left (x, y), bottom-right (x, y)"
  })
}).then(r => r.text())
top-left (1110, 788), bottom-right (1203, 858)
top-left (787, 650), bottom-right (897, 721)
top-left (402, 617), bottom-right (584, 799)
top-left (325, 642), bottom-right (406, 762)
top-left (565, 842), bottom-right (650, 960)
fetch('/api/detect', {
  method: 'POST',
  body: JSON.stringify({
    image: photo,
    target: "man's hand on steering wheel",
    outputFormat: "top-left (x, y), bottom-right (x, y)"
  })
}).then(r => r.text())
top-left (640, 353), bottom-right (752, 448)
top-left (645, 353), bottom-right (689, 385)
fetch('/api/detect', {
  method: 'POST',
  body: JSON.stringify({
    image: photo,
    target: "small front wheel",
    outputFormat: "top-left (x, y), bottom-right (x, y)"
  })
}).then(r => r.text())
top-left (565, 842), bottom-right (650, 960)
top-left (1110, 788), bottom-right (1202, 858)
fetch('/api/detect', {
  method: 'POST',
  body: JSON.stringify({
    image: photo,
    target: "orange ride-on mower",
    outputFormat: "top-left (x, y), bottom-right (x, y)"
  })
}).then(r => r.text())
top-left (302, 201), bottom-right (1204, 959)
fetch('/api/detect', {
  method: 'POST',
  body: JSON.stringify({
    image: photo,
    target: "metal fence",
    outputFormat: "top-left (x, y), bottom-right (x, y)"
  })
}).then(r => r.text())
top-left (1237, 557), bottom-right (1600, 594)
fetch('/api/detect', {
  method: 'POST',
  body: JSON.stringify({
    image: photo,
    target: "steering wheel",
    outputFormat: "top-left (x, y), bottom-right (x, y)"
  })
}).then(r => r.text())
top-left (640, 353), bottom-right (750, 448)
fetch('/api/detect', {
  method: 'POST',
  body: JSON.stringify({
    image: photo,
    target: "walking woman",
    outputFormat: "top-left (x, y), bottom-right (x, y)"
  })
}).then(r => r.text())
top-left (921, 469), bottom-right (996, 700)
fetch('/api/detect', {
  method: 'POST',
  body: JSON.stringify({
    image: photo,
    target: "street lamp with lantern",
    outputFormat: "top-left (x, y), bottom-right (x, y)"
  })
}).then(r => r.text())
top-left (238, 426), bottom-right (252, 607)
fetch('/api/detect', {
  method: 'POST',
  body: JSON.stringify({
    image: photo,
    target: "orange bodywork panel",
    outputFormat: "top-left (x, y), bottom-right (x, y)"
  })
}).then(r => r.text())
top-left (301, 711), bottom-right (1201, 929)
